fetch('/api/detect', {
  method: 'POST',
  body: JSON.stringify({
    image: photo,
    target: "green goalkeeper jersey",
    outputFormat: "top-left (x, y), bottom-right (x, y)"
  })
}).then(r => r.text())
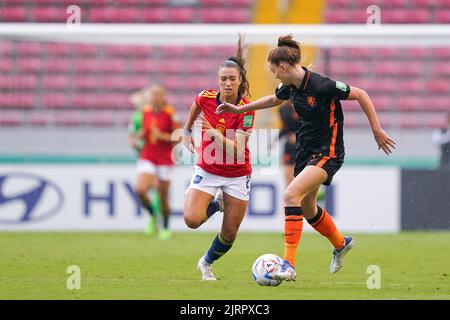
top-left (128, 111), bottom-right (145, 151)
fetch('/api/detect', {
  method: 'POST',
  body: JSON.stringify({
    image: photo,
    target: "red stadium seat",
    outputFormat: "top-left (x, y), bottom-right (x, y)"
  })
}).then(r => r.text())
top-left (54, 111), bottom-right (82, 127)
top-left (16, 42), bottom-right (43, 56)
top-left (43, 93), bottom-right (67, 109)
top-left (70, 93), bottom-right (98, 109)
top-left (45, 43), bottom-right (74, 56)
top-left (45, 59), bottom-right (72, 73)
top-left (32, 7), bottom-right (67, 23)
top-left (326, 0), bottom-right (352, 6)
top-left (0, 111), bottom-right (23, 126)
top-left (432, 47), bottom-right (450, 58)
top-left (0, 93), bottom-right (35, 109)
top-left (88, 7), bottom-right (142, 23)
top-left (86, 112), bottom-right (115, 127)
top-left (200, 0), bottom-right (253, 5)
top-left (379, 0), bottom-right (408, 7)
top-left (439, 0), bottom-right (450, 8)
top-left (160, 45), bottom-right (187, 58)
top-left (0, 59), bottom-right (13, 73)
top-left (425, 114), bottom-right (447, 129)
top-left (99, 59), bottom-right (126, 73)
top-left (371, 96), bottom-right (391, 111)
top-left (399, 114), bottom-right (421, 129)
top-left (73, 76), bottom-right (99, 90)
top-left (74, 59), bottom-right (99, 73)
top-left (130, 59), bottom-right (161, 73)
top-left (397, 96), bottom-right (424, 111)
top-left (411, 0), bottom-right (436, 7)
top-left (403, 47), bottom-right (430, 58)
top-left (141, 8), bottom-right (169, 23)
top-left (426, 97), bottom-right (450, 112)
top-left (43, 76), bottom-right (70, 89)
top-left (431, 62), bottom-right (450, 76)
top-left (435, 10), bottom-right (450, 23)
top-left (199, 8), bottom-right (250, 23)
top-left (29, 111), bottom-right (53, 127)
top-left (167, 7), bottom-right (195, 23)
top-left (397, 80), bottom-right (425, 93)
top-left (17, 58), bottom-right (43, 73)
top-left (426, 80), bottom-right (449, 94)
top-left (324, 10), bottom-right (351, 23)
top-left (0, 7), bottom-right (27, 22)
top-left (383, 9), bottom-right (432, 23)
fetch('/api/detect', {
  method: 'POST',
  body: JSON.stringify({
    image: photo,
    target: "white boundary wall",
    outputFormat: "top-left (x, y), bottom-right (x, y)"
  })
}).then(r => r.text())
top-left (0, 164), bottom-right (400, 232)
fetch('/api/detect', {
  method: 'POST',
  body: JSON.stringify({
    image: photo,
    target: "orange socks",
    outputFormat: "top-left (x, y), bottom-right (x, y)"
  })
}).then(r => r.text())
top-left (284, 207), bottom-right (303, 267)
top-left (307, 206), bottom-right (345, 250)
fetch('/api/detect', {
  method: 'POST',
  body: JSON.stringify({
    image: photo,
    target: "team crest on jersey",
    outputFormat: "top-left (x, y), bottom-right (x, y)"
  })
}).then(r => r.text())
top-left (307, 96), bottom-right (316, 107)
top-left (193, 175), bottom-right (203, 184)
top-left (216, 124), bottom-right (226, 135)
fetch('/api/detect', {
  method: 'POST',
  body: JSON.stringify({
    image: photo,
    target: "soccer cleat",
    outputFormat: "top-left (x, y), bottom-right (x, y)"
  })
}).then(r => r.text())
top-left (214, 188), bottom-right (224, 213)
top-left (145, 216), bottom-right (158, 236)
top-left (330, 236), bottom-right (355, 274)
top-left (270, 260), bottom-right (297, 281)
top-left (197, 256), bottom-right (216, 281)
top-left (158, 229), bottom-right (172, 240)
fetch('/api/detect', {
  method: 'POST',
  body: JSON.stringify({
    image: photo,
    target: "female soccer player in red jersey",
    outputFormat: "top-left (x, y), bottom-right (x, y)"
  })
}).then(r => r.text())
top-left (135, 84), bottom-right (180, 240)
top-left (217, 34), bottom-right (396, 281)
top-left (182, 35), bottom-right (255, 280)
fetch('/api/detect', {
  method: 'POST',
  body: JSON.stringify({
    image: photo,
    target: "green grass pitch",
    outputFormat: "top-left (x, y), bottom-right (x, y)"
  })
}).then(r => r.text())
top-left (0, 232), bottom-right (449, 300)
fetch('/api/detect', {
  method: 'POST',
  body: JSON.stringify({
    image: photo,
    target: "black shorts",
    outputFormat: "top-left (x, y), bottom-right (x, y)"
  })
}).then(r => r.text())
top-left (294, 152), bottom-right (344, 185)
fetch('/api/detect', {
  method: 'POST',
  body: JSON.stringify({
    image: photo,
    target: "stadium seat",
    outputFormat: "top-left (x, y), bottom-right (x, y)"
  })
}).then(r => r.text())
top-left (16, 42), bottom-right (43, 56)
top-left (399, 114), bottom-right (421, 129)
top-left (17, 58), bottom-right (43, 73)
top-left (141, 8), bottom-right (169, 22)
top-left (167, 7), bottom-right (195, 23)
top-left (45, 43), bottom-right (74, 56)
top-left (426, 80), bottom-right (449, 94)
top-left (43, 93), bottom-right (67, 109)
top-left (73, 76), bottom-right (98, 90)
top-left (199, 8), bottom-right (250, 23)
top-left (0, 7), bottom-right (27, 22)
top-left (45, 59), bottom-right (72, 73)
top-left (88, 7), bottom-right (142, 23)
top-left (397, 96), bottom-right (424, 111)
top-left (54, 111), bottom-right (82, 127)
top-left (435, 10), bottom-right (450, 23)
top-left (86, 112), bottom-right (116, 127)
top-left (29, 111), bottom-right (53, 127)
top-left (32, 7), bottom-right (67, 23)
top-left (0, 111), bottom-right (23, 126)
top-left (43, 76), bottom-right (71, 89)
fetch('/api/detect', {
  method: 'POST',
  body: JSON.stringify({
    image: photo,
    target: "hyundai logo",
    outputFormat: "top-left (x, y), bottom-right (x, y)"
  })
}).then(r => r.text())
top-left (0, 173), bottom-right (64, 224)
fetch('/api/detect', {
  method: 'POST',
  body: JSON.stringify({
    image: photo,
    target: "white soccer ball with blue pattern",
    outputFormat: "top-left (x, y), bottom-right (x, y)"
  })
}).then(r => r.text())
top-left (252, 254), bottom-right (283, 286)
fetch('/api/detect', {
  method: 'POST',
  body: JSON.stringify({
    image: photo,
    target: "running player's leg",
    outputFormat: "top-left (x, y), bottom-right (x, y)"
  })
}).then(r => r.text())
top-left (198, 190), bottom-right (248, 281)
top-left (283, 165), bottom-right (326, 265)
top-left (135, 172), bottom-right (159, 235)
top-left (301, 163), bottom-right (355, 273)
top-left (183, 188), bottom-right (215, 229)
top-left (157, 179), bottom-right (172, 240)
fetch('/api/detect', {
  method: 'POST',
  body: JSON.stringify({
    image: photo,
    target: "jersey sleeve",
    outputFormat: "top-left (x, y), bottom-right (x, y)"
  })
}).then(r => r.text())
top-left (319, 77), bottom-right (351, 100)
top-left (236, 110), bottom-right (255, 137)
top-left (195, 91), bottom-right (205, 109)
top-left (275, 83), bottom-right (292, 100)
top-left (127, 111), bottom-right (142, 134)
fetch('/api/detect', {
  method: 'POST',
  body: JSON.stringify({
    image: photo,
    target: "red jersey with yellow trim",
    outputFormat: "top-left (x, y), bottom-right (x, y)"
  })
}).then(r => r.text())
top-left (195, 90), bottom-right (254, 178)
top-left (139, 105), bottom-right (179, 165)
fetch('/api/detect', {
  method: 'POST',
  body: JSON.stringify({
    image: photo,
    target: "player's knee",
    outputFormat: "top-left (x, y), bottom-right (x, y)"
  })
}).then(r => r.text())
top-left (183, 214), bottom-right (202, 229)
top-left (134, 186), bottom-right (147, 199)
top-left (283, 189), bottom-right (302, 206)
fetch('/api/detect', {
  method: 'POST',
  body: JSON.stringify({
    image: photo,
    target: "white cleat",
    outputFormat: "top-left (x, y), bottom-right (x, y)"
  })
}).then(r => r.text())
top-left (330, 236), bottom-right (356, 274)
top-left (270, 260), bottom-right (297, 281)
top-left (214, 188), bottom-right (224, 213)
top-left (197, 256), bottom-right (216, 281)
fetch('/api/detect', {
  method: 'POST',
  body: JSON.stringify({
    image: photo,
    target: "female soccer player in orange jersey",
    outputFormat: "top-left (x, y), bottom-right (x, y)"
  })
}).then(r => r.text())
top-left (135, 84), bottom-right (180, 240)
top-left (182, 35), bottom-right (255, 280)
top-left (217, 34), bottom-right (396, 281)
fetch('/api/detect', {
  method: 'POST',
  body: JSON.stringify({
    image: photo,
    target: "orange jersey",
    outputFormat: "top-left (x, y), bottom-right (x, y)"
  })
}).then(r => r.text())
top-left (195, 90), bottom-right (254, 178)
top-left (139, 105), bottom-right (179, 165)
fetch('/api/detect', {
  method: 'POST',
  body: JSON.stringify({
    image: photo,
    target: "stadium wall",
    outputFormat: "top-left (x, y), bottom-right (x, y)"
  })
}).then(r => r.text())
top-left (0, 164), bottom-right (400, 232)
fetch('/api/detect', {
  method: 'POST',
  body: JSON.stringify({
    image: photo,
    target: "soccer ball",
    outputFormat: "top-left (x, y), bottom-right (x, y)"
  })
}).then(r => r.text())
top-left (251, 254), bottom-right (283, 286)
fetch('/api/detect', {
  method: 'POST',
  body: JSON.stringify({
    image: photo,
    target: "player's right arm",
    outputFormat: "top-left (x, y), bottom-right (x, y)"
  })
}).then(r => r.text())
top-left (183, 100), bottom-right (202, 153)
top-left (216, 95), bottom-right (283, 115)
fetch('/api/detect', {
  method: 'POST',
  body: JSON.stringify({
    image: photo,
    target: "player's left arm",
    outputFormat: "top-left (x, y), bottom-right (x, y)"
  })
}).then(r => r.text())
top-left (347, 86), bottom-right (396, 155)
